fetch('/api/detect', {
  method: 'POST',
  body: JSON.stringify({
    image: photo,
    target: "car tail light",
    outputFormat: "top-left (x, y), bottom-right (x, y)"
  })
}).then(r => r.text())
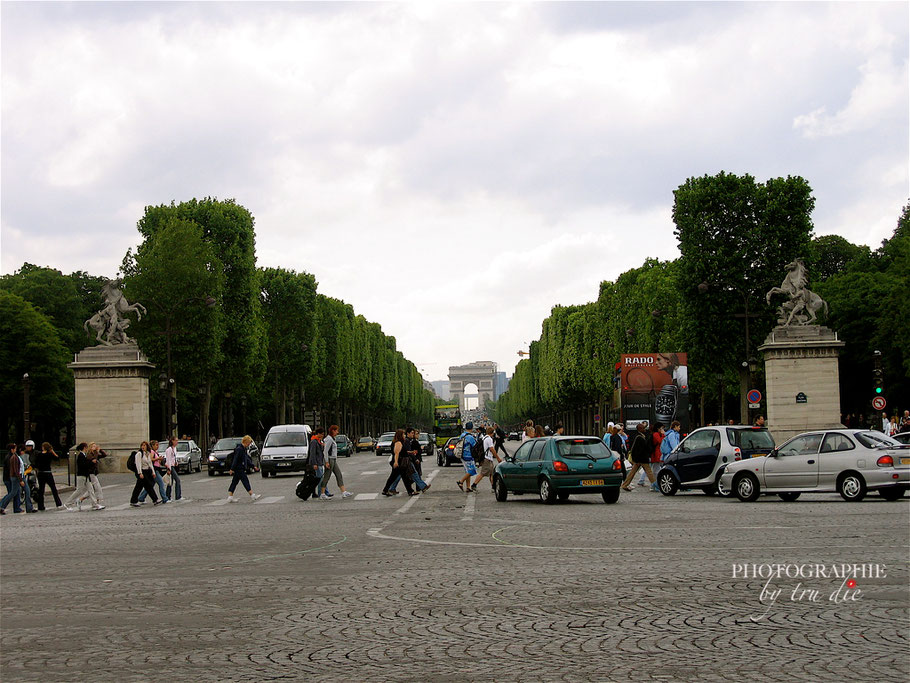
top-left (613, 459), bottom-right (623, 470)
top-left (877, 455), bottom-right (894, 467)
top-left (733, 447), bottom-right (742, 461)
top-left (553, 460), bottom-right (568, 472)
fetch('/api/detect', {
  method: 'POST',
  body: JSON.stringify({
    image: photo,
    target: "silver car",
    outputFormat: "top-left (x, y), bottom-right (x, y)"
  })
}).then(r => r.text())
top-left (175, 439), bottom-right (203, 474)
top-left (720, 429), bottom-right (909, 502)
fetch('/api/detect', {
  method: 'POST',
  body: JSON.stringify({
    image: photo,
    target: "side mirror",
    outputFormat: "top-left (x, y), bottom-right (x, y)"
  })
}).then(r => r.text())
top-left (768, 449), bottom-right (778, 458)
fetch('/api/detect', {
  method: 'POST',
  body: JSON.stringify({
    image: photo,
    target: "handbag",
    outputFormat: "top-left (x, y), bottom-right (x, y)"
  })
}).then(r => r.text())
top-left (162, 472), bottom-right (172, 486)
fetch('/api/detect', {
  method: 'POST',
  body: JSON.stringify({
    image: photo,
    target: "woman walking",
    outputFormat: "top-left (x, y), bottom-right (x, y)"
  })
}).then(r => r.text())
top-left (318, 425), bottom-right (352, 500)
top-left (381, 430), bottom-right (415, 497)
top-left (138, 440), bottom-right (168, 504)
top-left (1, 443), bottom-right (24, 515)
top-left (65, 443), bottom-right (100, 511)
top-left (86, 443), bottom-right (106, 509)
top-left (647, 424), bottom-right (665, 492)
top-left (227, 436), bottom-right (261, 503)
top-left (35, 442), bottom-right (65, 510)
top-left (163, 437), bottom-right (186, 502)
top-left (622, 423), bottom-right (655, 491)
top-left (129, 442), bottom-right (161, 507)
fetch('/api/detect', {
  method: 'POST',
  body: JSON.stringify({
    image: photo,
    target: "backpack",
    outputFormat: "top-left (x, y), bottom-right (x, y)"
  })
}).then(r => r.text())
top-left (470, 434), bottom-right (486, 461)
top-left (126, 451), bottom-right (138, 473)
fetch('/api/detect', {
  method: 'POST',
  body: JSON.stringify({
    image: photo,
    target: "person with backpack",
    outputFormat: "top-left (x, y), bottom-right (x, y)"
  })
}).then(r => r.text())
top-left (493, 423), bottom-right (509, 459)
top-left (471, 426), bottom-right (501, 491)
top-left (129, 441), bottom-right (161, 507)
top-left (621, 423), bottom-right (656, 492)
top-left (227, 436), bottom-right (261, 503)
top-left (64, 443), bottom-right (101, 511)
top-left (137, 440), bottom-right (168, 505)
top-left (456, 422), bottom-right (478, 493)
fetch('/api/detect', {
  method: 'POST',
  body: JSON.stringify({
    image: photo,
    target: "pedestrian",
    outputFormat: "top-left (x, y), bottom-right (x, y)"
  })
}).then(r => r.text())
top-left (1, 443), bottom-right (25, 515)
top-left (888, 416), bottom-right (898, 437)
top-left (129, 442), bottom-right (161, 507)
top-left (64, 443), bottom-right (100, 511)
top-left (381, 429), bottom-right (415, 496)
top-left (16, 445), bottom-right (36, 513)
top-left (754, 415), bottom-right (765, 427)
top-left (900, 411), bottom-right (910, 434)
top-left (621, 423), bottom-right (655, 491)
top-left (608, 425), bottom-right (626, 458)
top-left (318, 425), bottom-right (353, 500)
top-left (23, 440), bottom-right (40, 509)
top-left (534, 425), bottom-right (545, 438)
top-left (310, 427), bottom-right (328, 499)
top-left (34, 442), bottom-right (64, 510)
top-left (493, 423), bottom-right (509, 459)
top-left (456, 422), bottom-right (478, 493)
top-left (227, 436), bottom-right (261, 503)
top-left (471, 426), bottom-right (501, 492)
top-left (648, 424), bottom-right (665, 492)
top-left (522, 420), bottom-right (534, 442)
top-left (404, 427), bottom-right (431, 492)
top-left (163, 437), bottom-right (188, 502)
top-left (138, 440), bottom-right (168, 505)
top-left (553, 422), bottom-right (565, 436)
top-left (86, 443), bottom-right (106, 509)
top-left (881, 412), bottom-right (890, 434)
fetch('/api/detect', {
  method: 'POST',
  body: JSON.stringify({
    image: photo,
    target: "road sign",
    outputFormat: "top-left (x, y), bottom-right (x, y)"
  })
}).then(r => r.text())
top-left (594, 414), bottom-right (601, 423)
top-left (747, 389), bottom-right (762, 404)
top-left (872, 396), bottom-right (887, 411)
top-left (749, 403), bottom-right (761, 409)
top-left (796, 392), bottom-right (808, 404)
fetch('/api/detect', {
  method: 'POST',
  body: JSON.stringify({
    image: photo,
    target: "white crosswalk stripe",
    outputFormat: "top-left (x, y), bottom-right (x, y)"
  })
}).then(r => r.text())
top-left (360, 471), bottom-right (378, 475)
top-left (253, 496), bottom-right (284, 505)
top-left (109, 503), bottom-right (132, 510)
top-left (206, 498), bottom-right (231, 506)
top-left (355, 493), bottom-right (379, 500)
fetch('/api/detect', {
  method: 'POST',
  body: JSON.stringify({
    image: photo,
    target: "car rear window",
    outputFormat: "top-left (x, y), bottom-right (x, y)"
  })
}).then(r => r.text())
top-left (264, 431), bottom-right (309, 447)
top-left (555, 439), bottom-right (611, 458)
top-left (214, 438), bottom-right (240, 450)
top-left (727, 428), bottom-right (775, 450)
top-left (854, 431), bottom-right (900, 448)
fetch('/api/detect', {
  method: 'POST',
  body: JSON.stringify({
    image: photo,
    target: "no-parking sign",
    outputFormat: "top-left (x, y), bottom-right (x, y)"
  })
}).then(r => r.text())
top-left (747, 389), bottom-right (762, 404)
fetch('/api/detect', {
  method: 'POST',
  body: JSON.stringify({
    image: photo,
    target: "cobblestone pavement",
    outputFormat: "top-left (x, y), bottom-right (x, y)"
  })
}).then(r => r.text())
top-left (1, 453), bottom-right (908, 682)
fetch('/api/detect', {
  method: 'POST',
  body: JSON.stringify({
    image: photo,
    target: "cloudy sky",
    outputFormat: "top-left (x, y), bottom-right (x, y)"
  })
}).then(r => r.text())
top-left (2, 2), bottom-right (907, 380)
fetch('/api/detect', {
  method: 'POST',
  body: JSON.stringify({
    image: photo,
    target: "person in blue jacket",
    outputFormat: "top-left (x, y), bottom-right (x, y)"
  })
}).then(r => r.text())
top-left (227, 436), bottom-right (262, 503)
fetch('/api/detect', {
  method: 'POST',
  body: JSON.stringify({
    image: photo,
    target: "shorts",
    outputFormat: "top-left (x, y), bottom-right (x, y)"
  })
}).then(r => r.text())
top-left (462, 458), bottom-right (477, 476)
top-left (480, 459), bottom-right (496, 477)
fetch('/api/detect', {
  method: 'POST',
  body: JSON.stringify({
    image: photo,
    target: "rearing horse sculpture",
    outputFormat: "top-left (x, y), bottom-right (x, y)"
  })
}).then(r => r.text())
top-left (765, 258), bottom-right (828, 326)
top-left (84, 279), bottom-right (147, 345)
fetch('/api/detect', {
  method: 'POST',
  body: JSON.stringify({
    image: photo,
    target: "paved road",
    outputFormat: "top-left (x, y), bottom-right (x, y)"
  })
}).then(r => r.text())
top-left (1, 450), bottom-right (907, 682)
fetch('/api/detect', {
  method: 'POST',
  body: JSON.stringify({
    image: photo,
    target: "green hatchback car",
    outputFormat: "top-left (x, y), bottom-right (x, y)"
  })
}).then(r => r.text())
top-left (335, 434), bottom-right (353, 457)
top-left (493, 436), bottom-right (624, 504)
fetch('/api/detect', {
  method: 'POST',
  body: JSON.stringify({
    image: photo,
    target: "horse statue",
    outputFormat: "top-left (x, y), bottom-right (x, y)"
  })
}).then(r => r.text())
top-left (765, 258), bottom-right (828, 326)
top-left (84, 279), bottom-right (147, 345)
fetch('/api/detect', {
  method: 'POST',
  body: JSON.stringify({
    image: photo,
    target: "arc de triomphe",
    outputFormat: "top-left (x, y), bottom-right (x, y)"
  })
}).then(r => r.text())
top-left (448, 361), bottom-right (496, 411)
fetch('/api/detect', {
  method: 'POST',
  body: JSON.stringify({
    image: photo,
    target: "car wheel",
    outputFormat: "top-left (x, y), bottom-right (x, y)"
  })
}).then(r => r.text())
top-left (880, 487), bottom-right (906, 501)
top-left (657, 470), bottom-right (679, 496)
top-left (557, 491), bottom-right (570, 502)
top-left (716, 475), bottom-right (731, 497)
top-left (778, 492), bottom-right (801, 502)
top-left (261, 471), bottom-right (268, 479)
top-left (437, 452), bottom-right (445, 467)
top-left (733, 472), bottom-right (760, 502)
top-left (207, 469), bottom-right (214, 477)
top-left (602, 487), bottom-right (620, 504)
top-left (494, 476), bottom-right (508, 502)
top-left (838, 472), bottom-right (866, 502)
top-left (538, 477), bottom-right (557, 505)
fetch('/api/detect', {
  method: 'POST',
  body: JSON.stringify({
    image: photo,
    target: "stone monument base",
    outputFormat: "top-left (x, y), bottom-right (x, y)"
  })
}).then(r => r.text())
top-left (759, 325), bottom-right (845, 445)
top-left (68, 344), bottom-right (155, 473)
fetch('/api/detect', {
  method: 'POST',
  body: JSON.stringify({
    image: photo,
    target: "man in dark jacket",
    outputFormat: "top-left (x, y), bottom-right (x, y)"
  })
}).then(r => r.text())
top-left (308, 428), bottom-right (326, 500)
top-left (64, 443), bottom-right (99, 511)
top-left (227, 436), bottom-right (261, 503)
top-left (1, 443), bottom-right (24, 514)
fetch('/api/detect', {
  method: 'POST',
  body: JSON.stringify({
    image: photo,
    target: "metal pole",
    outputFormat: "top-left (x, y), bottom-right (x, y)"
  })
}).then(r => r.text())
top-left (22, 373), bottom-right (31, 441)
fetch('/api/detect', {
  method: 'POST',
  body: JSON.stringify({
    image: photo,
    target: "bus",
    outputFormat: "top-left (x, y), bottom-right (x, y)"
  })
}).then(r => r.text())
top-left (434, 404), bottom-right (462, 448)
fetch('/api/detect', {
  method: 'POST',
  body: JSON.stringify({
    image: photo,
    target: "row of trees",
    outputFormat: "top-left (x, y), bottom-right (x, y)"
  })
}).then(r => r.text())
top-left (494, 173), bottom-right (909, 428)
top-left (1, 198), bottom-right (435, 446)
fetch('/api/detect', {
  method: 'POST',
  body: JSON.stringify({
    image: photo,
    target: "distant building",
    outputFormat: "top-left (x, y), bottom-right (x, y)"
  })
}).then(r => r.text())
top-left (494, 372), bottom-right (509, 399)
top-left (449, 361), bottom-right (497, 410)
top-left (431, 380), bottom-right (451, 400)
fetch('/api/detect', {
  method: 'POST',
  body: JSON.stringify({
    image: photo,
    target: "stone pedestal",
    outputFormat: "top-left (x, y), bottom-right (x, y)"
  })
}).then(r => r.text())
top-left (68, 344), bottom-right (155, 472)
top-left (758, 325), bottom-right (845, 445)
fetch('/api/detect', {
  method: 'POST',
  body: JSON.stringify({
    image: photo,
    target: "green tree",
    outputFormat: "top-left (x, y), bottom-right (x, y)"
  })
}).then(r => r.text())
top-left (806, 235), bottom-right (872, 281)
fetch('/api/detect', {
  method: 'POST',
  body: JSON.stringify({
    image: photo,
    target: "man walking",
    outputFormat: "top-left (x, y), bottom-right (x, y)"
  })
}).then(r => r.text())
top-left (471, 426), bottom-right (501, 492)
top-left (318, 425), bottom-right (352, 499)
top-left (309, 428), bottom-right (327, 500)
top-left (456, 422), bottom-right (477, 492)
top-left (1, 443), bottom-right (24, 515)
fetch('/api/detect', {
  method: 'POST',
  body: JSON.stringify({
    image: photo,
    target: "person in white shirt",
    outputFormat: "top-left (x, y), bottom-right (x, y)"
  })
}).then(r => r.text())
top-left (163, 437), bottom-right (188, 502)
top-left (471, 426), bottom-right (501, 491)
top-left (130, 442), bottom-right (161, 507)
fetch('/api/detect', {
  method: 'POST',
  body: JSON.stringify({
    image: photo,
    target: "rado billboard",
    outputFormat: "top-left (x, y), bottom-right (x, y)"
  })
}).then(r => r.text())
top-left (619, 353), bottom-right (690, 432)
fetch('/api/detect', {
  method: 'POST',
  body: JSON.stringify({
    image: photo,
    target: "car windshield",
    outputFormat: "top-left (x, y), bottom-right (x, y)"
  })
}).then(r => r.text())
top-left (264, 431), bottom-right (310, 447)
top-left (336, 436), bottom-right (349, 444)
top-left (177, 442), bottom-right (189, 452)
top-left (854, 431), bottom-right (899, 448)
top-left (418, 433), bottom-right (429, 443)
top-left (556, 439), bottom-right (611, 458)
top-left (214, 438), bottom-right (241, 450)
top-left (727, 428), bottom-right (775, 450)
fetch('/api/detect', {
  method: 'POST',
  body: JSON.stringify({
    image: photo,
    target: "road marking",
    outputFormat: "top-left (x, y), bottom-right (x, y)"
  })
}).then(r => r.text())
top-left (254, 496), bottom-right (284, 505)
top-left (360, 470), bottom-right (378, 475)
top-left (109, 503), bottom-right (132, 510)
top-left (206, 498), bottom-right (231, 506)
top-left (101, 484), bottom-right (121, 490)
top-left (356, 493), bottom-right (379, 500)
top-left (462, 492), bottom-right (476, 520)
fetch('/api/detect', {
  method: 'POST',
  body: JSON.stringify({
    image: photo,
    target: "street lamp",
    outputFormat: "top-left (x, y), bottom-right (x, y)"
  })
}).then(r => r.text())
top-left (159, 372), bottom-right (168, 439)
top-left (22, 373), bottom-right (31, 441)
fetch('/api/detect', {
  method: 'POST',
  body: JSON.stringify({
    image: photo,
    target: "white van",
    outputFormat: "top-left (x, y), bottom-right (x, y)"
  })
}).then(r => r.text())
top-left (260, 424), bottom-right (312, 478)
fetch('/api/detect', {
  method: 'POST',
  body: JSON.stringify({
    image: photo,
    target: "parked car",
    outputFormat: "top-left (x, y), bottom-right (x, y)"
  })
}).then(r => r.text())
top-left (437, 436), bottom-right (462, 467)
top-left (336, 434), bottom-right (353, 457)
top-left (207, 437), bottom-right (260, 476)
top-left (894, 432), bottom-right (910, 445)
top-left (657, 425), bottom-right (775, 497)
top-left (508, 432), bottom-right (521, 441)
top-left (175, 439), bottom-right (203, 474)
top-left (375, 432), bottom-right (395, 457)
top-left (417, 432), bottom-right (435, 458)
top-left (355, 435), bottom-right (376, 452)
top-left (720, 429), bottom-right (909, 502)
top-left (493, 436), bottom-right (624, 504)
top-left (260, 424), bottom-right (312, 477)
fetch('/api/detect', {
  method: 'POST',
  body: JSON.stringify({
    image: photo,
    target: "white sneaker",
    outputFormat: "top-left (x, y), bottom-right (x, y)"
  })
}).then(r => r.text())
top-left (320, 493), bottom-right (332, 500)
top-left (177, 497), bottom-right (192, 503)
top-left (250, 493), bottom-right (262, 501)
top-left (342, 491), bottom-right (353, 498)
top-left (92, 504), bottom-right (105, 510)
top-left (56, 505), bottom-right (66, 510)
top-left (227, 496), bottom-right (236, 503)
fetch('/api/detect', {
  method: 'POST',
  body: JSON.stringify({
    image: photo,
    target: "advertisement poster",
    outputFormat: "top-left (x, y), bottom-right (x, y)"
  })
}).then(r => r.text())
top-left (620, 353), bottom-right (690, 432)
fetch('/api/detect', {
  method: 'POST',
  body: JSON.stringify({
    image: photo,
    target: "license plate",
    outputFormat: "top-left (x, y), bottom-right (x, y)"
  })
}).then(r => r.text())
top-left (901, 458), bottom-right (910, 465)
top-left (277, 462), bottom-right (292, 467)
top-left (581, 479), bottom-right (604, 486)
top-left (752, 454), bottom-right (767, 458)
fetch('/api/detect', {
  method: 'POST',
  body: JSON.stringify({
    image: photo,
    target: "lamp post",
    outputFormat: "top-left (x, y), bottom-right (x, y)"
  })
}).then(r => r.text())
top-left (225, 390), bottom-right (233, 436)
top-left (169, 377), bottom-right (177, 439)
top-left (241, 395), bottom-right (247, 435)
top-left (158, 372), bottom-right (168, 439)
top-left (22, 373), bottom-right (31, 441)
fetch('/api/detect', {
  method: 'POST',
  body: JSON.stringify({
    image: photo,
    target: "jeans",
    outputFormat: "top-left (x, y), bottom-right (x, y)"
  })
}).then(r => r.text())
top-left (37, 471), bottom-right (63, 509)
top-left (138, 470), bottom-right (168, 503)
top-left (228, 470), bottom-right (251, 494)
top-left (166, 468), bottom-right (182, 500)
top-left (19, 477), bottom-right (34, 512)
top-left (1, 478), bottom-right (23, 513)
top-left (409, 465), bottom-right (428, 491)
top-left (313, 466), bottom-right (325, 496)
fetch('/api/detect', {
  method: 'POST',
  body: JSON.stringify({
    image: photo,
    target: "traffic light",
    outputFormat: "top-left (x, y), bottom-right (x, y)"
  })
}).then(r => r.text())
top-left (873, 351), bottom-right (883, 395)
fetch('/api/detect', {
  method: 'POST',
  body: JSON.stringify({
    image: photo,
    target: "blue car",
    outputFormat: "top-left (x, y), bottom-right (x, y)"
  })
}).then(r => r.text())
top-left (493, 436), bottom-right (625, 504)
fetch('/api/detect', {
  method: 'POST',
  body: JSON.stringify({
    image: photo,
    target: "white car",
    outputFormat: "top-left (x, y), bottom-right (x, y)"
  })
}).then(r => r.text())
top-left (175, 439), bottom-right (203, 474)
top-left (720, 429), bottom-right (909, 502)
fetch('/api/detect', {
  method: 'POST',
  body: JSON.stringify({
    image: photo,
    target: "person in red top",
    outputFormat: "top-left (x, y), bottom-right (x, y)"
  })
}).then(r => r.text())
top-left (648, 424), bottom-right (665, 492)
